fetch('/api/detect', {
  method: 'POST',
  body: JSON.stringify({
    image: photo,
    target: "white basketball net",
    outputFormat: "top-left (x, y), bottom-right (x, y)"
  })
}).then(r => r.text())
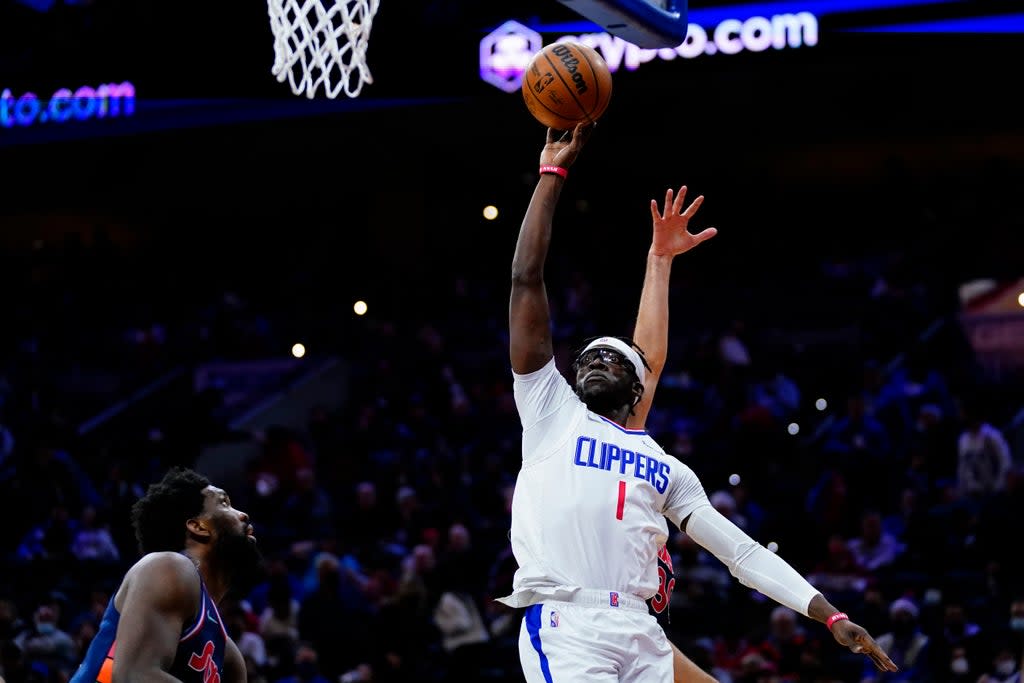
top-left (267, 0), bottom-right (380, 99)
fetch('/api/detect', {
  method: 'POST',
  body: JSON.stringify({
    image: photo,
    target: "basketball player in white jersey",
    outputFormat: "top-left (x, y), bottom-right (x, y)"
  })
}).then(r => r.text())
top-left (499, 123), bottom-right (898, 682)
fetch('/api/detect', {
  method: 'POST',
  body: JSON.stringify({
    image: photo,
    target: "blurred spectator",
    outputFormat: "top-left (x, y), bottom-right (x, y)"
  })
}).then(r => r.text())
top-left (69, 506), bottom-right (120, 563)
top-left (977, 638), bottom-right (1022, 683)
top-left (709, 490), bottom-right (750, 534)
top-left (281, 467), bottom-right (335, 545)
top-left (16, 504), bottom-right (77, 564)
top-left (823, 389), bottom-right (888, 507)
top-left (932, 599), bottom-right (986, 679)
top-left (2, 638), bottom-right (48, 683)
top-left (225, 604), bottom-right (267, 670)
top-left (861, 597), bottom-right (932, 683)
top-left (750, 605), bottom-right (825, 680)
top-left (296, 554), bottom-right (350, 678)
top-left (258, 567), bottom-right (302, 674)
top-left (13, 605), bottom-right (77, 679)
top-left (0, 598), bottom-right (26, 641)
top-left (806, 533), bottom-right (869, 603)
top-left (344, 481), bottom-right (393, 559)
top-left (275, 643), bottom-right (331, 683)
top-left (393, 486), bottom-right (433, 551)
top-left (431, 564), bottom-right (491, 679)
top-left (957, 404), bottom-right (1013, 500)
top-left (846, 510), bottom-right (905, 573)
top-left (729, 479), bottom-right (767, 541)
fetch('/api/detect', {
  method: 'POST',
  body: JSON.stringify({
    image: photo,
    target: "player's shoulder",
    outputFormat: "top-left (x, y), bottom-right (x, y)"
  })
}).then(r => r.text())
top-left (126, 552), bottom-right (202, 592)
top-left (655, 449), bottom-right (700, 481)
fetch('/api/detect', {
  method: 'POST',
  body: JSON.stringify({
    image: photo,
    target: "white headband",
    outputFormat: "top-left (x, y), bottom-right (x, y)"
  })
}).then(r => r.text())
top-left (581, 337), bottom-right (646, 385)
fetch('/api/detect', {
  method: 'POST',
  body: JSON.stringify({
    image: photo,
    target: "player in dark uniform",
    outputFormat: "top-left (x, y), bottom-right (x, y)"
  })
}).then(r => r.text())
top-left (70, 466), bottom-right (263, 683)
top-left (630, 186), bottom-right (896, 682)
top-left (646, 545), bottom-right (715, 682)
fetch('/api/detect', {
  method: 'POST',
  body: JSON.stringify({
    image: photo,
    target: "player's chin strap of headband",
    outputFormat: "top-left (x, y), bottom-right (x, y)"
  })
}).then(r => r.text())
top-left (683, 504), bottom-right (820, 617)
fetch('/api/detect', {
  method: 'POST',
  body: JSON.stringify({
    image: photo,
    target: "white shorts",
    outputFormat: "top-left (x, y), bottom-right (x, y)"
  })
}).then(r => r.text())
top-left (517, 590), bottom-right (672, 683)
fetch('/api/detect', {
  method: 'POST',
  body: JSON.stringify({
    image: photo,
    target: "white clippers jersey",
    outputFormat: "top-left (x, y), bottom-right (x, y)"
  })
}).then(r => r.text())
top-left (497, 358), bottom-right (712, 609)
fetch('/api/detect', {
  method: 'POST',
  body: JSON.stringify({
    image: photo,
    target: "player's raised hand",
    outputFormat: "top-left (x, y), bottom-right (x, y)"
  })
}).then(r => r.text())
top-left (540, 122), bottom-right (594, 170)
top-left (649, 186), bottom-right (717, 258)
top-left (830, 619), bottom-right (899, 673)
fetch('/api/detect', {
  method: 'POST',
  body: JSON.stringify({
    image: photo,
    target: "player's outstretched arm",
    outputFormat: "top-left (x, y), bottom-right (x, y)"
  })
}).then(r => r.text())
top-left (681, 506), bottom-right (898, 674)
top-left (510, 123), bottom-right (593, 375)
top-left (807, 594), bottom-right (898, 673)
top-left (627, 187), bottom-right (719, 681)
top-left (112, 552), bottom-right (201, 683)
top-left (671, 641), bottom-right (718, 683)
top-left (629, 186), bottom-right (716, 428)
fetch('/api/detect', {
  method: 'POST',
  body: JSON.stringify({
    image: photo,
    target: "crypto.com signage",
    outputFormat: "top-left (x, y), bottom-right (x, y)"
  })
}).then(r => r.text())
top-left (480, 12), bottom-right (819, 92)
top-left (1, 81), bottom-right (135, 128)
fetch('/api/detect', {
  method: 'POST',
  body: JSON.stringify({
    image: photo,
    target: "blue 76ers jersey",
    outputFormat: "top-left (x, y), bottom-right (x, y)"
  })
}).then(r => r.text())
top-left (497, 359), bottom-right (712, 609)
top-left (71, 577), bottom-right (227, 683)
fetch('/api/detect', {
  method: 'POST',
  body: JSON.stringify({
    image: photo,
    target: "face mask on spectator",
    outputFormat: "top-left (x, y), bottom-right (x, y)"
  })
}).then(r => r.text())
top-left (36, 621), bottom-right (55, 635)
top-left (1010, 617), bottom-right (1024, 632)
top-left (951, 657), bottom-right (969, 675)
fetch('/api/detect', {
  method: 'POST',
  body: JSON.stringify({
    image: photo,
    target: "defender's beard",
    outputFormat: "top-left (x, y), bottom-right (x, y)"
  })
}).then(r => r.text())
top-left (216, 530), bottom-right (266, 597)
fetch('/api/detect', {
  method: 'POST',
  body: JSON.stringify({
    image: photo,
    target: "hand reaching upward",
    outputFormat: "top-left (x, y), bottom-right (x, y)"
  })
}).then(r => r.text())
top-left (649, 186), bottom-right (717, 258)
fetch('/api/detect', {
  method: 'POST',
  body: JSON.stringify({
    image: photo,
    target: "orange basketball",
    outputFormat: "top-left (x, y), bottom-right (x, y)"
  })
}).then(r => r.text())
top-left (521, 41), bottom-right (612, 130)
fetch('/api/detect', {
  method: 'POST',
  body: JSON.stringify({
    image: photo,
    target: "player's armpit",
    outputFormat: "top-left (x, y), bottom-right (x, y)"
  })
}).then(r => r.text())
top-left (112, 553), bottom-right (201, 683)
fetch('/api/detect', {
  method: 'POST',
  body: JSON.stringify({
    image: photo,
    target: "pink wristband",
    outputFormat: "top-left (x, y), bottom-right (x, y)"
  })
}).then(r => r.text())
top-left (539, 165), bottom-right (568, 179)
top-left (826, 612), bottom-right (849, 630)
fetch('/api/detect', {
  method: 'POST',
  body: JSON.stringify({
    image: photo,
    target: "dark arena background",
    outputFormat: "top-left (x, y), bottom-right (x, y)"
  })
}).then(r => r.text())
top-left (1, 0), bottom-right (1023, 681)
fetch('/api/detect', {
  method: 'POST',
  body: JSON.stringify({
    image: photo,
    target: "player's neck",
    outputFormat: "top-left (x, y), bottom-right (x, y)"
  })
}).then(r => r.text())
top-left (597, 407), bottom-right (632, 427)
top-left (184, 548), bottom-right (231, 603)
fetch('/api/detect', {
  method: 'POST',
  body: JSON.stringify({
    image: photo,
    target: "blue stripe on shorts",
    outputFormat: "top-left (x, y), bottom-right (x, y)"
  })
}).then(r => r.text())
top-left (525, 604), bottom-right (554, 683)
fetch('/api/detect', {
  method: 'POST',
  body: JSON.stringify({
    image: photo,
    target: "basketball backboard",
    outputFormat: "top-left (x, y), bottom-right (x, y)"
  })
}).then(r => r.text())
top-left (554, 0), bottom-right (689, 48)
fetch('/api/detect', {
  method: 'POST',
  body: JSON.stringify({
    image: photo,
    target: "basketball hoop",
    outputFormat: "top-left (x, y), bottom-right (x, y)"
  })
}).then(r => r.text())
top-left (266, 0), bottom-right (380, 99)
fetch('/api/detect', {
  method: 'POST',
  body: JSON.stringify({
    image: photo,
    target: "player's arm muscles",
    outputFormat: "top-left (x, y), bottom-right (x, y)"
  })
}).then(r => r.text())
top-left (222, 637), bottom-right (246, 683)
top-left (509, 174), bottom-right (561, 375)
top-left (112, 553), bottom-right (201, 683)
top-left (628, 249), bottom-right (673, 428)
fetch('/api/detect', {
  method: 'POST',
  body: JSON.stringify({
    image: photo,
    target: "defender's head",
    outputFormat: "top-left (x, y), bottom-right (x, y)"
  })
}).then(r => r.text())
top-left (131, 467), bottom-right (259, 569)
top-left (571, 336), bottom-right (650, 416)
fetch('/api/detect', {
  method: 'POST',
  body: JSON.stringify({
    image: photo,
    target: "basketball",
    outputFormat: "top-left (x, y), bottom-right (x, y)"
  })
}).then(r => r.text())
top-left (521, 41), bottom-right (613, 130)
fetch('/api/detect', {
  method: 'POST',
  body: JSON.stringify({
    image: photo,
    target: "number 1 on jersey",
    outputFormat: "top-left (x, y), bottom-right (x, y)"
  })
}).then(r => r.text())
top-left (616, 480), bottom-right (626, 520)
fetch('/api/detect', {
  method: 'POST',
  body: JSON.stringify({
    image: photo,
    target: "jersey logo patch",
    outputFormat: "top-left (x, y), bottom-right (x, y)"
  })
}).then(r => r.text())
top-left (648, 545), bottom-right (676, 615)
top-left (609, 591), bottom-right (619, 607)
top-left (550, 610), bottom-right (559, 627)
top-left (188, 640), bottom-right (221, 683)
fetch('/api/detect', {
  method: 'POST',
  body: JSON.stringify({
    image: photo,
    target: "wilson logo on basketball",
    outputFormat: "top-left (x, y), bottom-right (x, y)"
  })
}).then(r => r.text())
top-left (550, 44), bottom-right (589, 95)
top-left (188, 641), bottom-right (220, 683)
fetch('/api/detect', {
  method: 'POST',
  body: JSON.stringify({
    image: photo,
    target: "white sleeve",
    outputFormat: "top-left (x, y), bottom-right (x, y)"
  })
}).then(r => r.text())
top-left (661, 459), bottom-right (713, 530)
top-left (513, 358), bottom-right (579, 463)
top-left (684, 504), bottom-right (820, 617)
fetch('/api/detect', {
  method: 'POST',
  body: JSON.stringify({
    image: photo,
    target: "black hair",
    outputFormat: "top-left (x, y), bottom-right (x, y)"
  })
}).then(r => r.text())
top-left (130, 466), bottom-right (211, 556)
top-left (569, 336), bottom-right (653, 414)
